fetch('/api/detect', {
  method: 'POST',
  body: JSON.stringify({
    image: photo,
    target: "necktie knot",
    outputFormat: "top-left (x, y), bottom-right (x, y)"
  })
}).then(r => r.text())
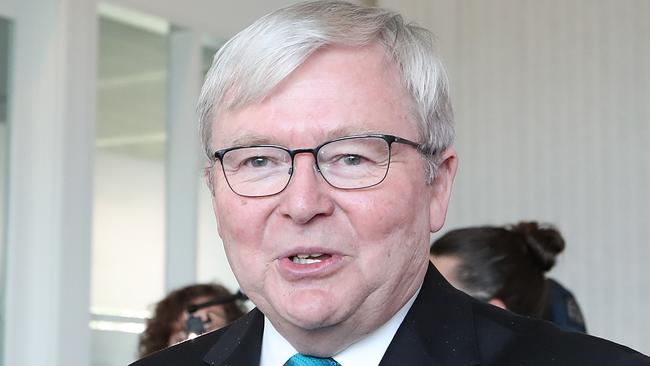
top-left (284, 353), bottom-right (341, 366)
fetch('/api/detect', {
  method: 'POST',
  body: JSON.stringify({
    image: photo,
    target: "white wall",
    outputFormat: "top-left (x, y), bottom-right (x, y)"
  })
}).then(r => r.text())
top-left (382, 0), bottom-right (650, 354)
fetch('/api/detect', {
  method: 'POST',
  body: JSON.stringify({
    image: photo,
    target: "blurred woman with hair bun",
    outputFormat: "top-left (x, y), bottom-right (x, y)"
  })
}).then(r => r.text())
top-left (430, 221), bottom-right (586, 332)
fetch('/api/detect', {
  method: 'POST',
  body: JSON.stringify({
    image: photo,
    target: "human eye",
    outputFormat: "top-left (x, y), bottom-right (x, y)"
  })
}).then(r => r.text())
top-left (243, 156), bottom-right (273, 168)
top-left (321, 139), bottom-right (385, 168)
top-left (225, 147), bottom-right (288, 173)
top-left (332, 153), bottom-right (368, 167)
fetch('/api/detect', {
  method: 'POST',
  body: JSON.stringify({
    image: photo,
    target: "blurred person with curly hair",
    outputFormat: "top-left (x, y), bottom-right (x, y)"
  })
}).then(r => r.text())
top-left (138, 283), bottom-right (247, 357)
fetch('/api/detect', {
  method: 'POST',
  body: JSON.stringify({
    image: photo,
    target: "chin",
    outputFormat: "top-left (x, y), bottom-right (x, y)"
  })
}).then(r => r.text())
top-left (281, 292), bottom-right (343, 330)
top-left (288, 316), bottom-right (333, 331)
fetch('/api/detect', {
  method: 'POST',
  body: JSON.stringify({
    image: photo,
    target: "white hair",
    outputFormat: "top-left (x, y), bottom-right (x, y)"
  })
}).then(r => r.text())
top-left (198, 0), bottom-right (454, 183)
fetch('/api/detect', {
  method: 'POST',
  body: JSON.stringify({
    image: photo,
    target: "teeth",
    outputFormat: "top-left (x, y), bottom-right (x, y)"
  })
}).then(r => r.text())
top-left (292, 257), bottom-right (322, 264)
top-left (290, 253), bottom-right (326, 264)
top-left (296, 253), bottom-right (322, 259)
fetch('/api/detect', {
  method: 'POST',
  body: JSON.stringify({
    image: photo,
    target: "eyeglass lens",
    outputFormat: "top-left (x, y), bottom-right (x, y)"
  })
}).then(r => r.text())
top-left (220, 136), bottom-right (391, 197)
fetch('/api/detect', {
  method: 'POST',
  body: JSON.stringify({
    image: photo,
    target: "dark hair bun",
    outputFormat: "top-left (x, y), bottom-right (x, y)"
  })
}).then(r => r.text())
top-left (509, 221), bottom-right (565, 272)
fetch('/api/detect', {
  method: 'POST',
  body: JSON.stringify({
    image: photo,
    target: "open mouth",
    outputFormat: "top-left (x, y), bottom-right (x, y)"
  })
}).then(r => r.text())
top-left (290, 253), bottom-right (332, 264)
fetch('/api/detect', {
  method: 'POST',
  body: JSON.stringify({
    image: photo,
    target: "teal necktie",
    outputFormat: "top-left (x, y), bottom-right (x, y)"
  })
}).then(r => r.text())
top-left (284, 353), bottom-right (341, 366)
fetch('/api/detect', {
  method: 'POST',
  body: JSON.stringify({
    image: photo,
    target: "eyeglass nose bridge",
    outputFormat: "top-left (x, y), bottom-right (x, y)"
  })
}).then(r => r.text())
top-left (286, 147), bottom-right (323, 178)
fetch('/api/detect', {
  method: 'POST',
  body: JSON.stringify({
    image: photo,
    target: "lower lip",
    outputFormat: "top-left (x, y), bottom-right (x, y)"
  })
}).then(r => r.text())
top-left (277, 255), bottom-right (344, 280)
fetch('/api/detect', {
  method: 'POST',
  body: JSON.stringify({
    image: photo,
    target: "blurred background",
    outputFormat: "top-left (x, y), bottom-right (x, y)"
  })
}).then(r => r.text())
top-left (0, 0), bottom-right (647, 365)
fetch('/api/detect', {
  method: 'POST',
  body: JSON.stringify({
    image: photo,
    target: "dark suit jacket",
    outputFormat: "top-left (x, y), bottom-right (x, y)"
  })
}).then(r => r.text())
top-left (131, 264), bottom-right (649, 365)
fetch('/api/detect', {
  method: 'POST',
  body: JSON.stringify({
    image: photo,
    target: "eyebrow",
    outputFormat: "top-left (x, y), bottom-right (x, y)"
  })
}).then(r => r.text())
top-left (325, 126), bottom-right (378, 140)
top-left (229, 134), bottom-right (276, 146)
top-left (224, 126), bottom-right (380, 148)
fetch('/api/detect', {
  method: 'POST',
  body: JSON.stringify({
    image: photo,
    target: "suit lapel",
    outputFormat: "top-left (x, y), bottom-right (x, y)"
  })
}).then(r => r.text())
top-left (202, 308), bottom-right (264, 366)
top-left (379, 263), bottom-right (481, 366)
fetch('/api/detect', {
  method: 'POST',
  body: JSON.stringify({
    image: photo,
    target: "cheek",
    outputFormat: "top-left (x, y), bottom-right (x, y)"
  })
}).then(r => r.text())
top-left (348, 188), bottom-right (428, 240)
top-left (345, 184), bottom-right (432, 276)
top-left (214, 193), bottom-right (261, 243)
top-left (213, 195), bottom-right (268, 285)
top-left (214, 195), bottom-right (275, 288)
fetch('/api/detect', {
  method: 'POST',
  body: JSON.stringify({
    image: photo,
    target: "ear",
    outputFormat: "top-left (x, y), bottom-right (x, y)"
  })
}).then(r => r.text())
top-left (203, 165), bottom-right (223, 234)
top-left (429, 148), bottom-right (458, 233)
top-left (488, 298), bottom-right (508, 310)
top-left (209, 185), bottom-right (226, 240)
top-left (203, 165), bottom-right (215, 197)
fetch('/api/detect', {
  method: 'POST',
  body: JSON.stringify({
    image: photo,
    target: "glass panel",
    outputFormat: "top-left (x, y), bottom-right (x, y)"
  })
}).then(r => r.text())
top-left (0, 15), bottom-right (12, 366)
top-left (92, 5), bottom-right (168, 348)
top-left (92, 7), bottom-right (171, 363)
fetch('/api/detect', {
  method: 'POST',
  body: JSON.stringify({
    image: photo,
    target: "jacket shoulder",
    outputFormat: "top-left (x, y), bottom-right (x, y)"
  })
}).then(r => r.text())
top-left (130, 308), bottom-right (264, 366)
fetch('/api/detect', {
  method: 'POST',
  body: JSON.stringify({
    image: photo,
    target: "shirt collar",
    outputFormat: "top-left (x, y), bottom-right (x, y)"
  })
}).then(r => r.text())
top-left (259, 287), bottom-right (420, 366)
top-left (260, 316), bottom-right (297, 366)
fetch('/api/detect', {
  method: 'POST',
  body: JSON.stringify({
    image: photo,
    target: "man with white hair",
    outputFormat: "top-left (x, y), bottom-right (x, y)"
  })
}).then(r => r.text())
top-left (132, 1), bottom-right (649, 365)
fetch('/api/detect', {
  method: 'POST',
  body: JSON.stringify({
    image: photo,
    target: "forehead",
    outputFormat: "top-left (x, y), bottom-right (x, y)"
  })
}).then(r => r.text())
top-left (212, 44), bottom-right (417, 148)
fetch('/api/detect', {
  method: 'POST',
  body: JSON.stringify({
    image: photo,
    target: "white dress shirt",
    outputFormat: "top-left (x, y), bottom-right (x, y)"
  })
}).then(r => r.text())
top-left (259, 288), bottom-right (419, 366)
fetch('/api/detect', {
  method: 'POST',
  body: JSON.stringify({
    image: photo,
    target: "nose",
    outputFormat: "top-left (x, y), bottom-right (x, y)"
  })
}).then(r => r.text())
top-left (278, 153), bottom-right (335, 224)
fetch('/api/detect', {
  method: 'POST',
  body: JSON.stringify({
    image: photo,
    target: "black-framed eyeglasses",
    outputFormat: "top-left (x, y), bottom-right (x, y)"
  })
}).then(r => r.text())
top-left (212, 134), bottom-right (422, 197)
